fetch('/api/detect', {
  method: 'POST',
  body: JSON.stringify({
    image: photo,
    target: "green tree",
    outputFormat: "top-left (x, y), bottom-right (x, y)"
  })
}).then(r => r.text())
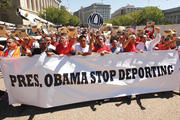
top-left (39, 7), bottom-right (81, 26)
top-left (109, 7), bottom-right (165, 26)
top-left (69, 15), bottom-right (81, 26)
top-left (138, 7), bottom-right (165, 25)
top-left (0, 0), bottom-right (12, 9)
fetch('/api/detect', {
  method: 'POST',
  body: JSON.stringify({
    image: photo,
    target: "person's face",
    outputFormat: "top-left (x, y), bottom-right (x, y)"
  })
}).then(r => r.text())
top-left (39, 43), bottom-right (47, 50)
top-left (46, 37), bottom-right (51, 45)
top-left (142, 36), bottom-right (147, 43)
top-left (6, 39), bottom-right (17, 50)
top-left (83, 32), bottom-right (87, 37)
top-left (112, 40), bottom-right (118, 49)
top-left (80, 37), bottom-right (87, 48)
top-left (60, 36), bottom-right (68, 46)
top-left (97, 36), bottom-right (104, 46)
top-left (51, 37), bottom-right (56, 43)
top-left (173, 34), bottom-right (176, 37)
top-left (129, 36), bottom-right (135, 43)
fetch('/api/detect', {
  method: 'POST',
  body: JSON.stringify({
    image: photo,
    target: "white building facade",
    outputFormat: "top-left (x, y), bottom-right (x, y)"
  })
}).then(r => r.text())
top-left (19, 0), bottom-right (61, 13)
top-left (0, 0), bottom-right (61, 25)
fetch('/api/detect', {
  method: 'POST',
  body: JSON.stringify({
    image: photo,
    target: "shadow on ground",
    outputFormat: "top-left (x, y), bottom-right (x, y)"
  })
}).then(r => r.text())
top-left (0, 91), bottom-right (179, 120)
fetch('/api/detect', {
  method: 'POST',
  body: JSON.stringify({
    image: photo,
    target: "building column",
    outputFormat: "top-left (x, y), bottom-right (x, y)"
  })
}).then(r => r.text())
top-left (47, 0), bottom-right (49, 8)
top-left (39, 0), bottom-right (42, 12)
top-left (36, 0), bottom-right (40, 12)
top-left (27, 0), bottom-right (32, 10)
top-left (31, 0), bottom-right (35, 11)
top-left (49, 0), bottom-right (51, 7)
top-left (51, 0), bottom-right (54, 7)
top-left (24, 0), bottom-right (28, 9)
top-left (34, 0), bottom-right (37, 11)
top-left (42, 0), bottom-right (45, 8)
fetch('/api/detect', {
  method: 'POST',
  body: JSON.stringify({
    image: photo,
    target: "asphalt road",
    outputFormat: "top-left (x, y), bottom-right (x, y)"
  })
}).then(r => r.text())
top-left (0, 72), bottom-right (180, 120)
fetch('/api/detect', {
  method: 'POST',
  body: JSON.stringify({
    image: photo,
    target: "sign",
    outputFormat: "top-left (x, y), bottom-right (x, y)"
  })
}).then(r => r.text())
top-left (0, 25), bottom-right (7, 37)
top-left (0, 51), bottom-right (180, 108)
top-left (88, 13), bottom-right (104, 29)
top-left (68, 27), bottom-right (78, 38)
top-left (11, 29), bottom-right (27, 38)
top-left (32, 26), bottom-right (37, 33)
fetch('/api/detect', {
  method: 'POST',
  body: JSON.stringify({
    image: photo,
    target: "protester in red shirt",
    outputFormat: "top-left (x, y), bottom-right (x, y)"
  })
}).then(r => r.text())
top-left (55, 34), bottom-right (75, 55)
top-left (123, 35), bottom-right (137, 52)
top-left (158, 35), bottom-right (175, 50)
top-left (51, 36), bottom-right (58, 47)
top-left (90, 35), bottom-right (111, 55)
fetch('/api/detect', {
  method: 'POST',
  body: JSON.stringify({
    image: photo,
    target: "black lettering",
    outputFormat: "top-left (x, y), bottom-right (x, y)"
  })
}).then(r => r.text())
top-left (145, 67), bottom-right (152, 78)
top-left (34, 74), bottom-right (39, 87)
top-left (160, 66), bottom-right (167, 75)
top-left (167, 65), bottom-right (174, 75)
top-left (102, 71), bottom-right (109, 82)
top-left (138, 67), bottom-right (144, 78)
top-left (26, 74), bottom-right (34, 87)
top-left (44, 74), bottom-right (53, 87)
top-left (17, 75), bottom-right (27, 87)
top-left (70, 72), bottom-right (80, 84)
top-left (9, 75), bottom-right (16, 87)
top-left (151, 66), bottom-right (157, 77)
top-left (81, 72), bottom-right (88, 84)
top-left (157, 66), bottom-right (162, 76)
top-left (54, 74), bottom-right (62, 86)
top-left (110, 70), bottom-right (116, 81)
top-left (96, 71), bottom-right (102, 83)
top-left (119, 69), bottom-right (125, 80)
top-left (126, 69), bottom-right (131, 80)
top-left (63, 73), bottom-right (70, 85)
top-left (132, 68), bottom-right (137, 79)
top-left (90, 71), bottom-right (96, 84)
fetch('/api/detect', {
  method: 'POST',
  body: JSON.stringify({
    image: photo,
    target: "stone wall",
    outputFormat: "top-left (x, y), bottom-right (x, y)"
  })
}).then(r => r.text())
top-left (0, 8), bottom-right (23, 25)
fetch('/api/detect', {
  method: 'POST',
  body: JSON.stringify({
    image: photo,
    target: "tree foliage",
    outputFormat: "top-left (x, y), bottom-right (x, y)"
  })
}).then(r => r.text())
top-left (109, 7), bottom-right (165, 26)
top-left (0, 0), bottom-right (12, 9)
top-left (39, 7), bottom-right (81, 26)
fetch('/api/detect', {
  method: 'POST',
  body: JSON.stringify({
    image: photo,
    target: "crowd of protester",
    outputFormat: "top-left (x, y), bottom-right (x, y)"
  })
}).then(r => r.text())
top-left (0, 24), bottom-right (180, 58)
top-left (0, 24), bottom-right (180, 111)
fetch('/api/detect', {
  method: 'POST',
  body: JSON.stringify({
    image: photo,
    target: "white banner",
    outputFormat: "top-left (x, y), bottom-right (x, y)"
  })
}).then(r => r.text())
top-left (0, 50), bottom-right (180, 108)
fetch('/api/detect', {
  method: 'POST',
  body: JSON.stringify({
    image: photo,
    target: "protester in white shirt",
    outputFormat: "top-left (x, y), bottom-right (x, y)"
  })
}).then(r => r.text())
top-left (73, 35), bottom-right (90, 55)
top-left (45, 37), bottom-right (56, 50)
top-left (136, 27), bottom-right (161, 51)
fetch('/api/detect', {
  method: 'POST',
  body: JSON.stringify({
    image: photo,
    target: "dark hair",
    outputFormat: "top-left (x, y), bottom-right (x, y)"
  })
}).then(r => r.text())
top-left (79, 35), bottom-right (86, 40)
top-left (110, 36), bottom-right (118, 43)
top-left (7, 37), bottom-right (17, 42)
top-left (82, 30), bottom-right (87, 34)
top-left (96, 35), bottom-right (106, 42)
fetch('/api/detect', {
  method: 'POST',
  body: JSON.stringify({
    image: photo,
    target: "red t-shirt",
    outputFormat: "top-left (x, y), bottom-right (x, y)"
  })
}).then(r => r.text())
top-left (158, 45), bottom-right (171, 50)
top-left (92, 44), bottom-right (111, 53)
top-left (123, 41), bottom-right (136, 52)
top-left (56, 40), bottom-right (74, 55)
top-left (51, 42), bottom-right (59, 47)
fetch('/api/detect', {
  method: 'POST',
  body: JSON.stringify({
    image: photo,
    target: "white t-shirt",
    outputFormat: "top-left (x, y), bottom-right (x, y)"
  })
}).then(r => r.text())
top-left (48, 44), bottom-right (56, 50)
top-left (136, 42), bottom-right (145, 51)
top-left (136, 33), bottom-right (161, 51)
top-left (32, 41), bottom-right (40, 48)
top-left (74, 44), bottom-right (89, 53)
top-left (145, 33), bottom-right (161, 51)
